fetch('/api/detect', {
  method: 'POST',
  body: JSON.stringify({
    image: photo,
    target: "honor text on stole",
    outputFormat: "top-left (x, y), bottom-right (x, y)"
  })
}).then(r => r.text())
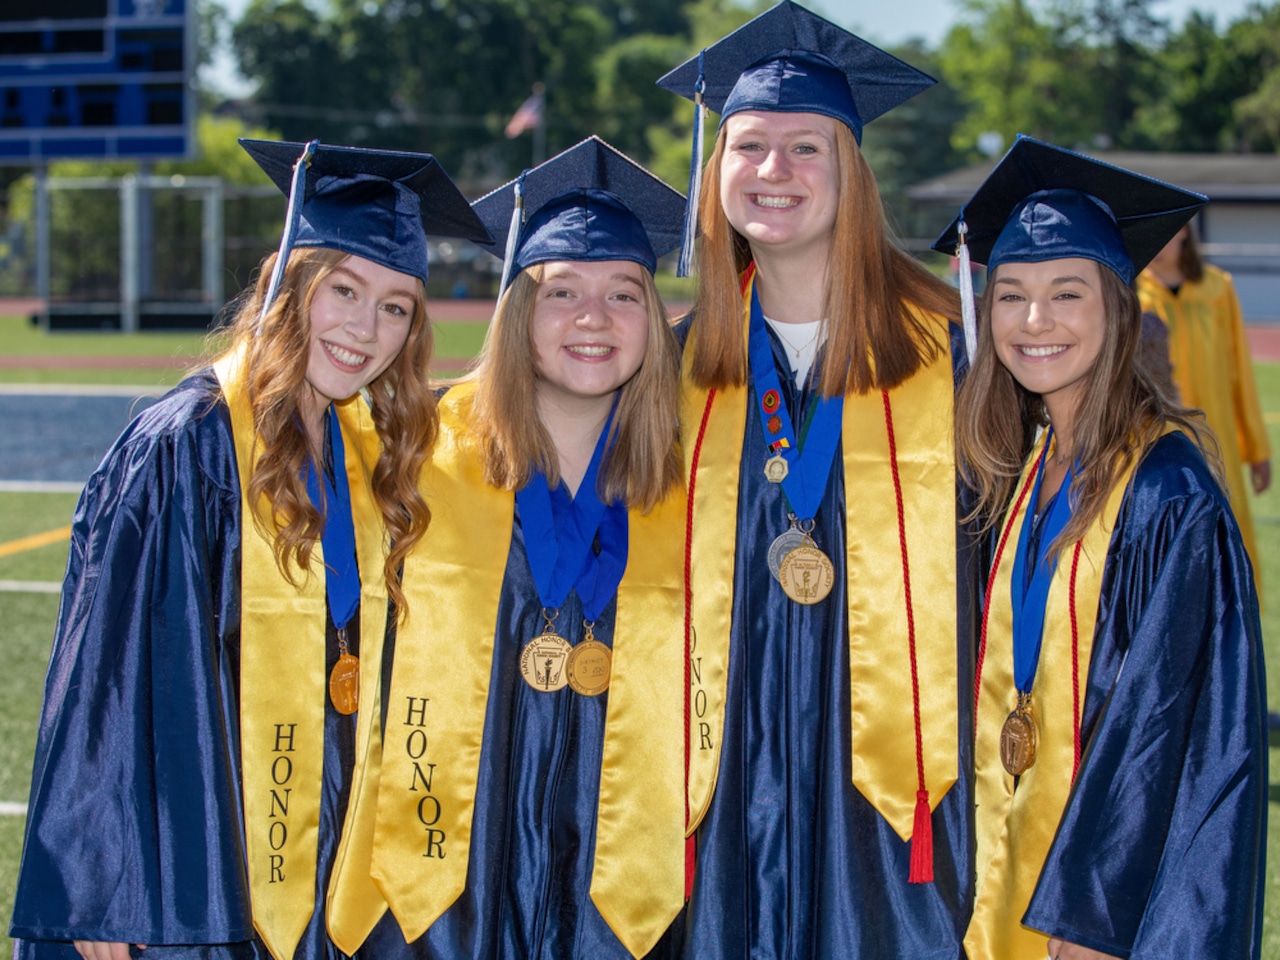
top-left (690, 626), bottom-right (713, 752)
top-left (269, 723), bottom-right (298, 882)
top-left (402, 696), bottom-right (447, 859)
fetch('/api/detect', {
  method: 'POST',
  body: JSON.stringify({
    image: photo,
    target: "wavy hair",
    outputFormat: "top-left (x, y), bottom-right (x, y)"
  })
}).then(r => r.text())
top-left (461, 263), bottom-right (682, 512)
top-left (213, 247), bottom-right (437, 615)
top-left (955, 262), bottom-right (1219, 560)
top-left (688, 121), bottom-right (960, 398)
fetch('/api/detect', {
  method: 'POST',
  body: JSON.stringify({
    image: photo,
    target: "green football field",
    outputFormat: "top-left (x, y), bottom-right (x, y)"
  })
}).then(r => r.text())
top-left (2, 319), bottom-right (1279, 955)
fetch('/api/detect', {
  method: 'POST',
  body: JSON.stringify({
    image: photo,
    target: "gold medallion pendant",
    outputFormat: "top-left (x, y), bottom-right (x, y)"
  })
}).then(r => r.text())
top-left (567, 628), bottom-right (612, 697)
top-left (520, 630), bottom-right (573, 692)
top-left (764, 452), bottom-right (789, 484)
top-left (329, 629), bottom-right (359, 715)
top-left (999, 692), bottom-right (1038, 776)
top-left (777, 538), bottom-right (835, 605)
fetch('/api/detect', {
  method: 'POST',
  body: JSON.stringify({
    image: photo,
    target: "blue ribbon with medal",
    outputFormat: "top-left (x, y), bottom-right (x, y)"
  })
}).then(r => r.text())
top-left (305, 404), bottom-right (362, 715)
top-left (1001, 431), bottom-right (1076, 775)
top-left (748, 283), bottom-right (843, 603)
top-left (513, 414), bottom-right (628, 695)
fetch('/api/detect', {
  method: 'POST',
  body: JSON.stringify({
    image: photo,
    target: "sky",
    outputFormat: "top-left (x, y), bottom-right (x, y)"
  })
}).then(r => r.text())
top-left (203, 0), bottom-right (1258, 96)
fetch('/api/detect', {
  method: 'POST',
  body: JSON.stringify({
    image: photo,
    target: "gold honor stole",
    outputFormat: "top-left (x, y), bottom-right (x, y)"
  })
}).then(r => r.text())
top-left (369, 382), bottom-right (686, 959)
top-left (965, 431), bottom-right (1140, 960)
top-left (680, 280), bottom-right (959, 843)
top-left (214, 351), bottom-right (390, 960)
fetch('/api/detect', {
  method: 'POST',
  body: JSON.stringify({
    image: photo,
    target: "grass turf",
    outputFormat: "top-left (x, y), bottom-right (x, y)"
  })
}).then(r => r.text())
top-left (1, 341), bottom-right (1279, 954)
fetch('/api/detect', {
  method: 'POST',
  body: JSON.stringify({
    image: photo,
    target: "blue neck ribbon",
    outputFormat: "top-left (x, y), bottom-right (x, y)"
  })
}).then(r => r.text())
top-left (747, 282), bottom-right (844, 522)
top-left (1009, 434), bottom-right (1076, 694)
top-left (515, 412), bottom-right (629, 623)
top-left (304, 404), bottom-right (361, 632)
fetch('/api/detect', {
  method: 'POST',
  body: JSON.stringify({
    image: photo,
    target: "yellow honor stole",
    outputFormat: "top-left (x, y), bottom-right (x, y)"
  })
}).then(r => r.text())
top-left (965, 431), bottom-right (1139, 960)
top-left (680, 278), bottom-right (959, 850)
top-left (214, 350), bottom-right (389, 960)
top-left (369, 382), bottom-right (686, 958)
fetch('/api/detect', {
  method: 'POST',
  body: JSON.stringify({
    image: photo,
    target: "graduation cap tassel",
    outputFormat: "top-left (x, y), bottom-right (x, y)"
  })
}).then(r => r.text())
top-left (258, 139), bottom-right (319, 326)
top-left (956, 220), bottom-right (978, 365)
top-left (499, 174), bottom-right (526, 293)
top-left (676, 53), bottom-right (706, 279)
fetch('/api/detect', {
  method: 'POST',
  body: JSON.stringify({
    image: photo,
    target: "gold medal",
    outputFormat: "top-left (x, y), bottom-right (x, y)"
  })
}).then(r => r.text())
top-left (999, 692), bottom-right (1038, 776)
top-left (329, 629), bottom-right (359, 715)
top-left (567, 629), bottom-right (612, 697)
top-left (520, 630), bottom-right (573, 692)
top-left (777, 537), bottom-right (835, 605)
top-left (764, 452), bottom-right (789, 483)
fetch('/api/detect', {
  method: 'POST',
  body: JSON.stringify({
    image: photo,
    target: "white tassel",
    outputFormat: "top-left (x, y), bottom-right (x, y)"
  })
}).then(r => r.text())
top-left (957, 220), bottom-right (978, 365)
top-left (258, 139), bottom-right (318, 328)
top-left (499, 176), bottom-right (525, 293)
top-left (677, 56), bottom-right (706, 279)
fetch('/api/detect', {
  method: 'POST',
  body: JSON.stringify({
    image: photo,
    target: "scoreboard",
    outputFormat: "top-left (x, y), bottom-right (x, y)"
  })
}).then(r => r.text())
top-left (0, 0), bottom-right (193, 162)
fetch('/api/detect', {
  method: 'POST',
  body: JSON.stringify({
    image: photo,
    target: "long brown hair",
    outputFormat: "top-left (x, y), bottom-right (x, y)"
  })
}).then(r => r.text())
top-left (955, 262), bottom-right (1219, 558)
top-left (689, 121), bottom-right (960, 398)
top-left (463, 262), bottom-right (682, 512)
top-left (1179, 225), bottom-right (1205, 284)
top-left (214, 246), bottom-right (437, 615)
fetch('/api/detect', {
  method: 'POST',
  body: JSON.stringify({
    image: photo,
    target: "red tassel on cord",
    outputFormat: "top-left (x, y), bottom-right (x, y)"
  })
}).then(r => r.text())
top-left (685, 835), bottom-right (697, 899)
top-left (908, 788), bottom-right (934, 883)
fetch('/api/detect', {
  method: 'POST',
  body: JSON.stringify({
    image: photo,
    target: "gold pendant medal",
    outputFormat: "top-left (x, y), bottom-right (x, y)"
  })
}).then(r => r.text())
top-left (764, 452), bottom-right (789, 484)
top-left (520, 609), bottom-right (571, 692)
top-left (329, 628), bottom-right (360, 715)
top-left (777, 533), bottom-right (835, 605)
top-left (566, 621), bottom-right (612, 697)
top-left (999, 691), bottom-right (1038, 776)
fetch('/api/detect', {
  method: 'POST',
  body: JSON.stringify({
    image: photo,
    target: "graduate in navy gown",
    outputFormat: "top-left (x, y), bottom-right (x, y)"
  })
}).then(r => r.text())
top-left (938, 137), bottom-right (1266, 959)
top-left (355, 136), bottom-right (690, 959)
top-left (9, 140), bottom-right (488, 960)
top-left (655, 3), bottom-right (978, 957)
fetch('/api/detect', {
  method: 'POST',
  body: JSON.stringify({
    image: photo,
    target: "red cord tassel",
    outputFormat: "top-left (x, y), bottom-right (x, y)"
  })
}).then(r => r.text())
top-left (685, 834), bottom-right (697, 899)
top-left (908, 788), bottom-right (934, 883)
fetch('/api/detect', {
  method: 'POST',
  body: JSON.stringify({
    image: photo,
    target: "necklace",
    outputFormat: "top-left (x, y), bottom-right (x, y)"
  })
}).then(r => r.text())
top-left (766, 316), bottom-right (824, 359)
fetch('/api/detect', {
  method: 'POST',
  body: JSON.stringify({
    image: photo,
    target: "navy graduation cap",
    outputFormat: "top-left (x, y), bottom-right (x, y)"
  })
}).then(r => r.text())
top-left (240, 138), bottom-right (491, 312)
top-left (656, 0), bottom-right (935, 141)
top-left (471, 135), bottom-right (686, 291)
top-left (930, 135), bottom-right (1206, 359)
top-left (655, 0), bottom-right (934, 274)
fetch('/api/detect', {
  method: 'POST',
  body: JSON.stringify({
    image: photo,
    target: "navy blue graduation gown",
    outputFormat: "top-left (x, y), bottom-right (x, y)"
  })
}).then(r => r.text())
top-left (677, 321), bottom-right (978, 960)
top-left (1021, 431), bottom-right (1266, 958)
top-left (10, 373), bottom-right (362, 960)
top-left (363, 503), bottom-right (682, 960)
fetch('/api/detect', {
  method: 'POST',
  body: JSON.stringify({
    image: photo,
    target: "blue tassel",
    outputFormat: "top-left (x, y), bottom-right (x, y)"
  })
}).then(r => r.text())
top-left (258, 139), bottom-right (319, 327)
top-left (677, 53), bottom-right (706, 279)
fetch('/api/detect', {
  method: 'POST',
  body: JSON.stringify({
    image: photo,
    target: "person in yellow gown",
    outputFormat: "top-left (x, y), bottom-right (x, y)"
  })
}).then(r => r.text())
top-left (1138, 226), bottom-right (1271, 589)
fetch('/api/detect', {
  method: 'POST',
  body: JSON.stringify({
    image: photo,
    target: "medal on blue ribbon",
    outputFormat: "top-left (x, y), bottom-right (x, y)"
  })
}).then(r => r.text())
top-left (1002, 433), bottom-right (1076, 775)
top-left (515, 413), bottom-right (629, 694)
top-left (304, 404), bottom-right (362, 715)
top-left (747, 282), bottom-right (842, 603)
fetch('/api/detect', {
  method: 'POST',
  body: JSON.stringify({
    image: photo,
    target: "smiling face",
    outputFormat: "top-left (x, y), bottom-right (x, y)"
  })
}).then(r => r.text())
top-left (719, 110), bottom-right (841, 262)
top-left (529, 259), bottom-right (650, 419)
top-left (301, 253), bottom-right (417, 431)
top-left (989, 257), bottom-right (1107, 433)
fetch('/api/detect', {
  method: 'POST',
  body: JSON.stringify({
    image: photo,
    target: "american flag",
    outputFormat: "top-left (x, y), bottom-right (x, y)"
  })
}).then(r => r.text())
top-left (504, 90), bottom-right (544, 139)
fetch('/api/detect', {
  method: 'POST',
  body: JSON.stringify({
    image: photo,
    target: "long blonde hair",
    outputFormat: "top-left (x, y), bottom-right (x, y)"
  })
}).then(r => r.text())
top-left (214, 246), bottom-right (437, 615)
top-left (464, 262), bottom-right (682, 512)
top-left (689, 121), bottom-right (959, 397)
top-left (955, 262), bottom-right (1219, 558)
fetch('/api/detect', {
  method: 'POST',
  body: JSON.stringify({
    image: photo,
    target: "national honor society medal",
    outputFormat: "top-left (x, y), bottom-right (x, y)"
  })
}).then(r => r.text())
top-left (520, 610), bottom-right (572, 692)
top-left (566, 621), bottom-right (612, 696)
top-left (777, 534), bottom-right (836, 605)
top-left (329, 627), bottom-right (360, 715)
top-left (768, 523), bottom-right (808, 581)
top-left (999, 691), bottom-right (1038, 776)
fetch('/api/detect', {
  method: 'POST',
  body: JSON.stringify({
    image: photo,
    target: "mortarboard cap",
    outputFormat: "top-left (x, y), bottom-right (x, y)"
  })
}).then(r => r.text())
top-left (931, 135), bottom-right (1206, 360)
top-left (471, 135), bottom-right (686, 290)
top-left (656, 0), bottom-right (936, 142)
top-left (241, 139), bottom-right (491, 313)
top-left (932, 135), bottom-right (1205, 283)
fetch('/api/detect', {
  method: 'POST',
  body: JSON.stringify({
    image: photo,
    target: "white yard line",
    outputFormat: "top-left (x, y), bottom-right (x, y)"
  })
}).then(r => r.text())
top-left (0, 481), bottom-right (83, 494)
top-left (0, 580), bottom-right (61, 593)
top-left (0, 383), bottom-right (165, 397)
top-left (0, 801), bottom-right (28, 816)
